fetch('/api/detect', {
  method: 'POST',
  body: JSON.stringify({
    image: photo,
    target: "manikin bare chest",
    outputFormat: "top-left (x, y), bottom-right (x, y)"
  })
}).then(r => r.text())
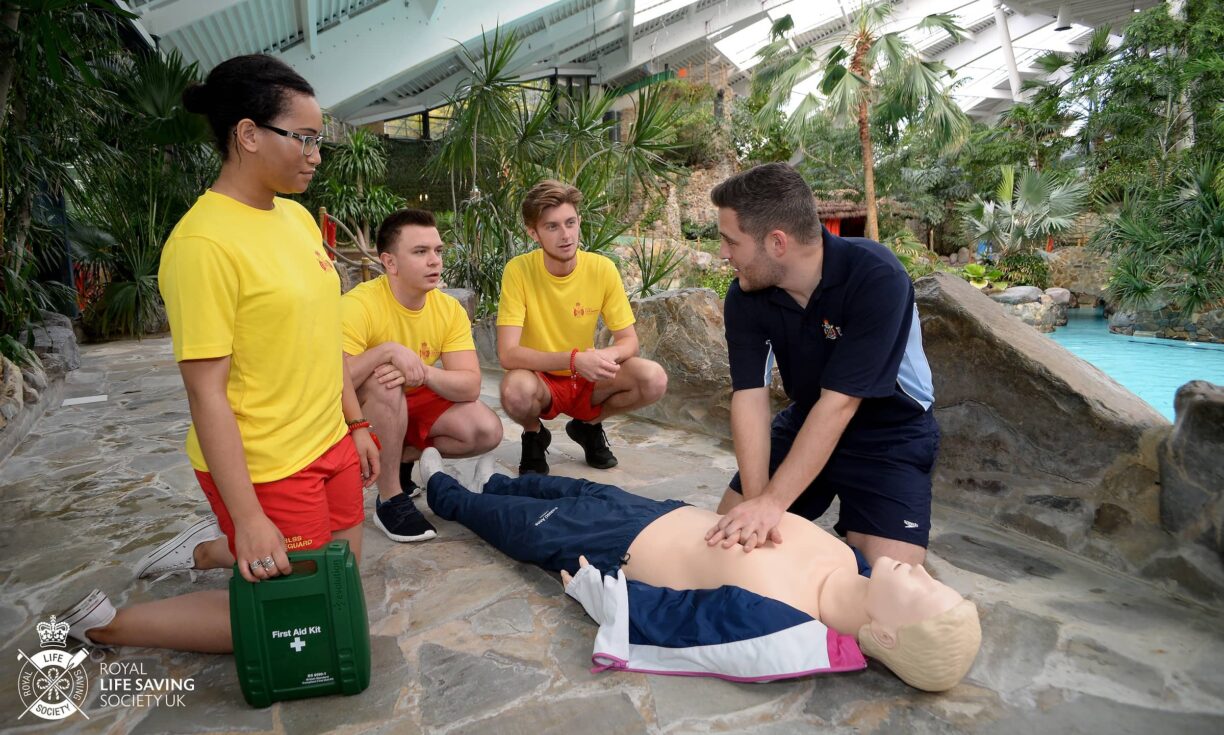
top-left (622, 506), bottom-right (858, 622)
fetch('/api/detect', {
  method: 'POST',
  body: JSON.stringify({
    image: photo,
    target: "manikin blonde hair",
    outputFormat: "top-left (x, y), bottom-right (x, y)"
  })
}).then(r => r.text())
top-left (857, 599), bottom-right (982, 692)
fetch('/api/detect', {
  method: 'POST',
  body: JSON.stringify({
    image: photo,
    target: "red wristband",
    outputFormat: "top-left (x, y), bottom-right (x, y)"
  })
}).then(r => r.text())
top-left (347, 420), bottom-right (381, 449)
top-left (570, 348), bottom-right (579, 386)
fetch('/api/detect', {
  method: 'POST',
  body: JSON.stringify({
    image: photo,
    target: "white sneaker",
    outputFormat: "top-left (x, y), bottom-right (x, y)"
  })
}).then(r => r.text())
top-left (133, 518), bottom-right (222, 582)
top-left (60, 589), bottom-right (116, 646)
top-left (418, 447), bottom-right (445, 486)
top-left (467, 454), bottom-right (499, 493)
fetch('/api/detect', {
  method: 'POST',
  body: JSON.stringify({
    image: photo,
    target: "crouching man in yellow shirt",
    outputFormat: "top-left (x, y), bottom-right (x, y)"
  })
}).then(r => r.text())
top-left (497, 180), bottom-right (668, 475)
top-left (343, 208), bottom-right (503, 542)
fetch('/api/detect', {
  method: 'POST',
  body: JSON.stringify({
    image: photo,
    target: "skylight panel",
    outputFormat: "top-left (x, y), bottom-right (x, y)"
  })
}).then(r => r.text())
top-left (714, 18), bottom-right (774, 70)
top-left (634, 0), bottom-right (695, 27)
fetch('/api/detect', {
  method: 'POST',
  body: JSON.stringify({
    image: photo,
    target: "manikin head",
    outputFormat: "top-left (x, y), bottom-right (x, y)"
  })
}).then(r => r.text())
top-left (522, 180), bottom-right (583, 269)
top-left (709, 162), bottom-right (822, 292)
top-left (183, 54), bottom-right (322, 195)
top-left (856, 557), bottom-right (982, 692)
top-left (375, 208), bottom-right (444, 295)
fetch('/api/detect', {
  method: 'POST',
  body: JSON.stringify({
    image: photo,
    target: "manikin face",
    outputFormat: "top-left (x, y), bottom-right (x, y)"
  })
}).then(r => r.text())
top-left (382, 225), bottom-right (445, 294)
top-left (528, 203), bottom-right (581, 267)
top-left (717, 207), bottom-right (785, 292)
top-left (865, 557), bottom-right (964, 635)
top-left (254, 92), bottom-right (324, 195)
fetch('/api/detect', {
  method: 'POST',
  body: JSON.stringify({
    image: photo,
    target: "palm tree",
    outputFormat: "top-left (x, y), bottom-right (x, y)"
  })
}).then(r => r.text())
top-left (753, 3), bottom-right (969, 240)
top-left (1097, 156), bottom-right (1224, 317)
top-left (428, 25), bottom-right (683, 315)
top-left (959, 165), bottom-right (1088, 256)
top-left (1029, 26), bottom-right (1115, 158)
top-left (316, 127), bottom-right (403, 253)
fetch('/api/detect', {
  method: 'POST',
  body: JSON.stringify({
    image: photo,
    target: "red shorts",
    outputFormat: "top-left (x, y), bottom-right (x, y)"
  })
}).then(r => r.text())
top-left (538, 371), bottom-right (601, 422)
top-left (404, 387), bottom-right (456, 449)
top-left (197, 435), bottom-right (365, 557)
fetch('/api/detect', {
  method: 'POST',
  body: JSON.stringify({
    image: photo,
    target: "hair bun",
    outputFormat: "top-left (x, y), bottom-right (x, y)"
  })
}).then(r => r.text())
top-left (181, 82), bottom-right (212, 114)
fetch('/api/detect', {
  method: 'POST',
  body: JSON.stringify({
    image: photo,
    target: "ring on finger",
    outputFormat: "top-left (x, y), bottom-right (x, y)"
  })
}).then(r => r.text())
top-left (249, 559), bottom-right (265, 572)
top-left (262, 555), bottom-right (275, 568)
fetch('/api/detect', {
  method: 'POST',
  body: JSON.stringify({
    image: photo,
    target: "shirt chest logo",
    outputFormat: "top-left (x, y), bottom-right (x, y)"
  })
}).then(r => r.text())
top-left (418, 342), bottom-right (434, 361)
top-left (822, 319), bottom-right (842, 340)
top-left (572, 301), bottom-right (595, 318)
top-left (315, 250), bottom-right (334, 273)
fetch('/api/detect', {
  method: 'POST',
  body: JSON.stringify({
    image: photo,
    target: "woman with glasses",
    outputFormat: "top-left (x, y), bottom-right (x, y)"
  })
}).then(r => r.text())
top-left (57, 54), bottom-right (380, 653)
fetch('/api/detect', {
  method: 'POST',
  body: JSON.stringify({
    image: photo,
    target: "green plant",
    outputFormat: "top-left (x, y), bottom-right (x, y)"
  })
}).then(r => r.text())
top-left (638, 194), bottom-right (668, 229)
top-left (697, 269), bottom-right (735, 299)
top-left (655, 79), bottom-right (727, 167)
top-left (1096, 156), bottom-right (1224, 316)
top-left (628, 239), bottom-right (685, 298)
top-left (883, 228), bottom-right (936, 279)
top-left (309, 127), bottom-right (403, 252)
top-left (1, 2), bottom-right (135, 345)
top-left (680, 218), bottom-right (719, 242)
top-left (429, 25), bottom-right (682, 306)
top-left (960, 263), bottom-right (1008, 290)
top-left (959, 166), bottom-right (1087, 255)
top-left (994, 251), bottom-right (1051, 288)
top-left (70, 49), bottom-right (216, 337)
top-left (752, 4), bottom-right (969, 240)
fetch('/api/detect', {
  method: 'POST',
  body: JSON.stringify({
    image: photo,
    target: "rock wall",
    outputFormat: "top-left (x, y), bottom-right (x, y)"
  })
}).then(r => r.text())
top-left (1047, 247), bottom-right (1112, 306)
top-left (1, 311), bottom-right (78, 462)
top-left (917, 273), bottom-right (1224, 605)
top-left (1109, 304), bottom-right (1224, 344)
top-left (988, 286), bottom-right (1067, 332)
top-left (677, 162), bottom-right (737, 229)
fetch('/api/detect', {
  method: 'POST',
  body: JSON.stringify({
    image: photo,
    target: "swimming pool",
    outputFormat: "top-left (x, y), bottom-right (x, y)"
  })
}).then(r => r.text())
top-left (1046, 308), bottom-right (1224, 421)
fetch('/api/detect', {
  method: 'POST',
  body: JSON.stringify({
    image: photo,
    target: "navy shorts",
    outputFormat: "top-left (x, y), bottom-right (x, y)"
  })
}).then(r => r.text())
top-left (427, 471), bottom-right (689, 575)
top-left (729, 404), bottom-right (939, 546)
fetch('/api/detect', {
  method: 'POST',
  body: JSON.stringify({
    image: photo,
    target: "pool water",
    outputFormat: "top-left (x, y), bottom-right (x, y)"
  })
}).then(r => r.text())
top-left (1046, 308), bottom-right (1224, 421)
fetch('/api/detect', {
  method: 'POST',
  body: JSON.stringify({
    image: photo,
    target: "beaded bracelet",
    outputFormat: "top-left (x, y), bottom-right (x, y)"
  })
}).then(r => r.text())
top-left (347, 420), bottom-right (381, 449)
top-left (570, 348), bottom-right (579, 387)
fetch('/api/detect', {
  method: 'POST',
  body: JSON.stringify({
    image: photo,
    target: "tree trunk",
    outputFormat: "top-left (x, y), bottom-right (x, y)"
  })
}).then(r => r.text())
top-left (851, 38), bottom-right (878, 241)
top-left (0, 5), bottom-right (20, 134)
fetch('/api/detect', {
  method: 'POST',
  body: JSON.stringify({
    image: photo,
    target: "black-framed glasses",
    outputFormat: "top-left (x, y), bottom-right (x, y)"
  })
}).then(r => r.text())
top-left (256, 123), bottom-right (325, 155)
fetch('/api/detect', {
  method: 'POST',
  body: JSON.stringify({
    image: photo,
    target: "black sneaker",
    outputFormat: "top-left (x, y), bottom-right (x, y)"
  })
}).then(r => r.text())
top-left (566, 419), bottom-right (618, 469)
top-left (373, 492), bottom-right (437, 542)
top-left (399, 461), bottom-right (421, 498)
top-left (518, 425), bottom-right (551, 476)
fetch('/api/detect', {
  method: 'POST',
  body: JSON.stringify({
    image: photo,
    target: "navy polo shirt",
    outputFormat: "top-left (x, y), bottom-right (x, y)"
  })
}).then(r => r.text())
top-left (724, 228), bottom-right (934, 433)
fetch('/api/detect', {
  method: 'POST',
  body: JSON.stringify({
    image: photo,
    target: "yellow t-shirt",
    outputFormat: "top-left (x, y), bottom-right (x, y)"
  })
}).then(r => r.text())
top-left (340, 277), bottom-right (476, 394)
top-left (158, 190), bottom-right (347, 483)
top-left (497, 249), bottom-right (635, 375)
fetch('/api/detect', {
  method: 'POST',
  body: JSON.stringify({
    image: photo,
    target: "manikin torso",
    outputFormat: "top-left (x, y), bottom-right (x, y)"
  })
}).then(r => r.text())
top-left (623, 506), bottom-right (869, 636)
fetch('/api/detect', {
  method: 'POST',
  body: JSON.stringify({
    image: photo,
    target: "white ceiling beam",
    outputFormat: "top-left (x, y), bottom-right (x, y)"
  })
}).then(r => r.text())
top-left (418, 0), bottom-right (445, 25)
top-left (337, 1), bottom-right (632, 121)
top-left (137, 0), bottom-right (249, 37)
top-left (937, 9), bottom-right (1054, 73)
top-left (296, 0), bottom-right (318, 58)
top-left (279, 0), bottom-right (556, 115)
top-left (599, 0), bottom-right (766, 81)
top-left (621, 0), bottom-right (635, 64)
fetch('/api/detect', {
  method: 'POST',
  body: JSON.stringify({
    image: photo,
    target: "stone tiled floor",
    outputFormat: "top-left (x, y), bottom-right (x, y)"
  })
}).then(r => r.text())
top-left (1, 338), bottom-right (1223, 734)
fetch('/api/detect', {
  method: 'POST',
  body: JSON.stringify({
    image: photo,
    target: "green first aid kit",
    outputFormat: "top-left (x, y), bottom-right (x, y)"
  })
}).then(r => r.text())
top-left (229, 540), bottom-right (370, 708)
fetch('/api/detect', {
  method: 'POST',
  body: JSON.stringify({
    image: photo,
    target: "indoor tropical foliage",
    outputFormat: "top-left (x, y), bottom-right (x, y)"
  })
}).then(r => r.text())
top-left (1096, 156), bottom-right (1224, 317)
top-left (959, 165), bottom-right (1087, 256)
top-left (428, 25), bottom-right (682, 315)
top-left (752, 4), bottom-right (969, 240)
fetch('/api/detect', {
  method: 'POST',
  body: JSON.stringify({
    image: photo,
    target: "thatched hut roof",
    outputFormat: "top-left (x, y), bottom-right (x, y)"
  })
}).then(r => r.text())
top-left (813, 191), bottom-right (918, 220)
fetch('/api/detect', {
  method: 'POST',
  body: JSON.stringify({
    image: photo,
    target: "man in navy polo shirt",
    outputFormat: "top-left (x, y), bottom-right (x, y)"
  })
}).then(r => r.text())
top-left (704, 163), bottom-right (938, 566)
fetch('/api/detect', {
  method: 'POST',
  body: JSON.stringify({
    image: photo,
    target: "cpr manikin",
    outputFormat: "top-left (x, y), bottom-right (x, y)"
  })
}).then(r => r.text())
top-left (421, 450), bottom-right (981, 692)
